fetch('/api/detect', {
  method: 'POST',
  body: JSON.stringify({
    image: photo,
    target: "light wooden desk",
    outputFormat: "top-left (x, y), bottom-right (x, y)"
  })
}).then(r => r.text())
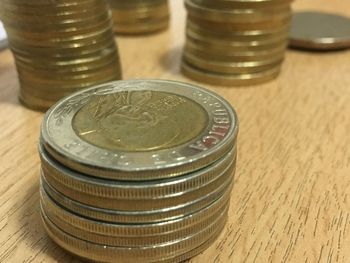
top-left (0, 1), bottom-right (349, 262)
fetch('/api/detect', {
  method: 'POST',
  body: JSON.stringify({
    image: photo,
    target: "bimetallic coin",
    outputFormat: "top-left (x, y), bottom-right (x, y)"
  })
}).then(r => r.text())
top-left (191, 0), bottom-right (293, 9)
top-left (182, 60), bottom-right (281, 86)
top-left (41, 205), bottom-right (228, 262)
top-left (2, 0), bottom-right (122, 110)
top-left (41, 162), bottom-right (235, 210)
top-left (187, 19), bottom-right (290, 41)
top-left (187, 15), bottom-right (291, 31)
top-left (185, 0), bottom-right (291, 24)
top-left (108, 0), bottom-right (170, 34)
top-left (41, 80), bottom-right (238, 180)
top-left (182, 0), bottom-right (291, 86)
top-left (184, 43), bottom-right (287, 62)
top-left (184, 52), bottom-right (284, 74)
top-left (40, 143), bottom-right (236, 201)
top-left (40, 186), bottom-right (230, 243)
top-left (41, 175), bottom-right (234, 224)
top-left (289, 11), bottom-right (350, 50)
top-left (41, 202), bottom-right (229, 247)
top-left (112, 19), bottom-right (169, 35)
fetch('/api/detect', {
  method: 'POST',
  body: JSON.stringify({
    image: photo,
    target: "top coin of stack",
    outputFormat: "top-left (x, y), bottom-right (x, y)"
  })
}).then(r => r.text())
top-left (0, 0), bottom-right (122, 110)
top-left (182, 0), bottom-right (293, 86)
top-left (107, 0), bottom-right (170, 34)
top-left (39, 79), bottom-right (239, 263)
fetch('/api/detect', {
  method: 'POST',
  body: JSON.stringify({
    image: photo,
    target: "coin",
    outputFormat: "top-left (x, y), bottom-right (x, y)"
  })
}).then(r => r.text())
top-left (40, 80), bottom-right (238, 180)
top-left (191, 0), bottom-right (293, 8)
top-left (38, 79), bottom-right (239, 262)
top-left (41, 157), bottom-right (235, 210)
top-left (1, 0), bottom-right (122, 110)
top-left (185, 0), bottom-right (291, 24)
top-left (41, 204), bottom-right (228, 262)
top-left (182, 60), bottom-right (281, 86)
top-left (182, 0), bottom-right (292, 85)
top-left (40, 186), bottom-right (230, 245)
top-left (41, 202), bottom-right (229, 247)
top-left (184, 51), bottom-right (284, 73)
top-left (41, 175), bottom-right (234, 224)
top-left (40, 143), bottom-right (236, 201)
top-left (107, 0), bottom-right (170, 34)
top-left (184, 42), bottom-right (287, 62)
top-left (289, 11), bottom-right (350, 50)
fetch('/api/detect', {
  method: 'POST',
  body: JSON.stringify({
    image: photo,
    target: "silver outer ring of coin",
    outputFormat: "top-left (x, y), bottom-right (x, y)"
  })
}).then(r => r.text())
top-left (41, 79), bottom-right (239, 180)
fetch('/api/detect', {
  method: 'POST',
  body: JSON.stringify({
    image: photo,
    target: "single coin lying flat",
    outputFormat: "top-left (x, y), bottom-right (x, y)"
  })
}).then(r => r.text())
top-left (289, 11), bottom-right (350, 50)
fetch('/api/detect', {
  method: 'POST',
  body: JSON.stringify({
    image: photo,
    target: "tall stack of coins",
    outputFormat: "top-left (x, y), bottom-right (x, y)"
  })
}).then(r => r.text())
top-left (39, 80), bottom-right (239, 263)
top-left (107, 0), bottom-right (170, 34)
top-left (0, 0), bottom-right (122, 110)
top-left (182, 0), bottom-right (293, 86)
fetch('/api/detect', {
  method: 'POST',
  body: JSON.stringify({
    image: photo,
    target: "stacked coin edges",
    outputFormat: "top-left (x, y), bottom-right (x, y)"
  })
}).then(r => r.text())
top-left (0, 0), bottom-right (122, 110)
top-left (182, 0), bottom-right (293, 86)
top-left (108, 0), bottom-right (170, 34)
top-left (38, 80), bottom-right (239, 262)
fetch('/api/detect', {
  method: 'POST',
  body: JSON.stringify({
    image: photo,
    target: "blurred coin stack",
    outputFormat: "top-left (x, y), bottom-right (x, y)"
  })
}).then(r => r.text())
top-left (39, 80), bottom-right (239, 263)
top-left (0, 0), bottom-right (122, 110)
top-left (182, 0), bottom-right (293, 86)
top-left (107, 0), bottom-right (170, 34)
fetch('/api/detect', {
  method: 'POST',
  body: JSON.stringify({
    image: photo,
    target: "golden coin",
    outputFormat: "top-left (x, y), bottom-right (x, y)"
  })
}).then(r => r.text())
top-left (184, 51), bottom-right (284, 74)
top-left (191, 0), bottom-right (292, 9)
top-left (187, 15), bottom-right (291, 31)
top-left (185, 0), bottom-right (291, 24)
top-left (182, 60), bottom-right (281, 86)
top-left (184, 42), bottom-right (286, 62)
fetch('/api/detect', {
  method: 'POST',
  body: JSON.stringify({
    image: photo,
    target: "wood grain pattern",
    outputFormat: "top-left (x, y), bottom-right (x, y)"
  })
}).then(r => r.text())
top-left (0, 0), bottom-right (350, 262)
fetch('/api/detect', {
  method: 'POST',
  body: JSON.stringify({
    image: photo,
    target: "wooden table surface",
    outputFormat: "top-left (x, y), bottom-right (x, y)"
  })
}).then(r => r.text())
top-left (1, 1), bottom-right (350, 262)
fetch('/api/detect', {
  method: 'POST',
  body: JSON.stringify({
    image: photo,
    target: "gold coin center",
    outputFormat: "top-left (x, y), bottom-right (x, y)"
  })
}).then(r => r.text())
top-left (72, 90), bottom-right (208, 152)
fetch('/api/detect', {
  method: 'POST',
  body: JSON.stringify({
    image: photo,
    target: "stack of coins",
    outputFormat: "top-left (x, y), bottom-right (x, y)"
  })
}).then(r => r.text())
top-left (107, 0), bottom-right (170, 34)
top-left (182, 0), bottom-right (293, 86)
top-left (0, 0), bottom-right (122, 110)
top-left (39, 80), bottom-right (239, 263)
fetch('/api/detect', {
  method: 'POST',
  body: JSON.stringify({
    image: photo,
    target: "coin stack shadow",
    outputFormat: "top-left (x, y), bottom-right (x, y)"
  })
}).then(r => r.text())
top-left (182, 0), bottom-right (293, 86)
top-left (0, 0), bottom-right (122, 110)
top-left (107, 0), bottom-right (170, 34)
top-left (38, 80), bottom-right (239, 263)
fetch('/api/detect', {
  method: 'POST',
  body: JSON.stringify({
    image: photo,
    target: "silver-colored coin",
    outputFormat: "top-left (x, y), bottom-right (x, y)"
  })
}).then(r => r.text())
top-left (41, 80), bottom-right (239, 180)
top-left (41, 175), bottom-right (234, 224)
top-left (39, 142), bottom-right (236, 200)
top-left (40, 185), bottom-right (230, 245)
top-left (41, 161), bottom-right (235, 210)
top-left (41, 204), bottom-right (228, 262)
top-left (289, 11), bottom-right (350, 50)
